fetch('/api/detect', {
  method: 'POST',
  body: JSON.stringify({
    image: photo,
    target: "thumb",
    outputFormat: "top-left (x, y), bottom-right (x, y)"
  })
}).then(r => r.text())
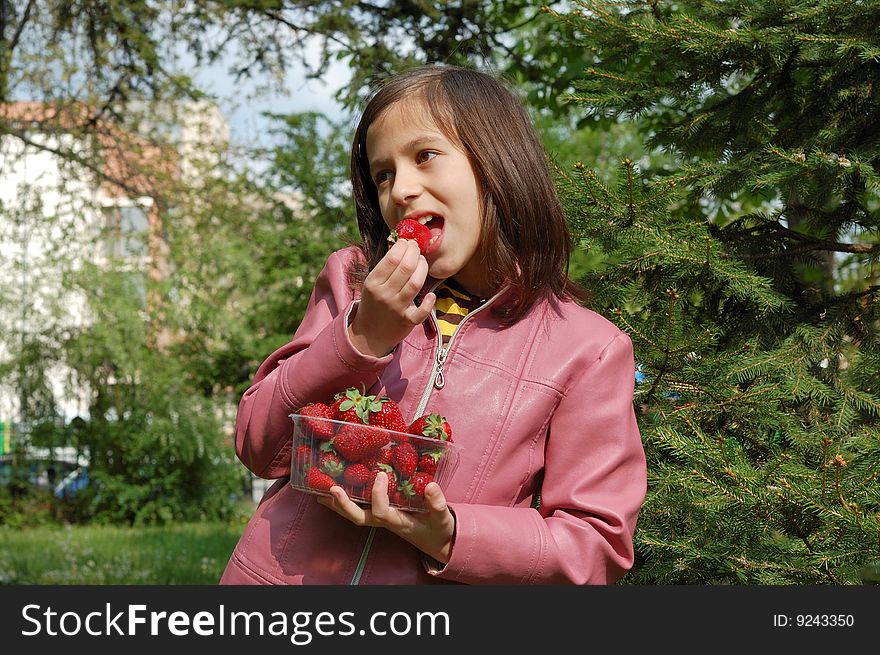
top-left (408, 291), bottom-right (435, 325)
top-left (423, 482), bottom-right (448, 514)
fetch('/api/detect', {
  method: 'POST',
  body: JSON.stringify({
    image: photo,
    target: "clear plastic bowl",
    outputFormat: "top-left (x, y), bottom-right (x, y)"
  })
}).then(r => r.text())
top-left (288, 414), bottom-right (461, 512)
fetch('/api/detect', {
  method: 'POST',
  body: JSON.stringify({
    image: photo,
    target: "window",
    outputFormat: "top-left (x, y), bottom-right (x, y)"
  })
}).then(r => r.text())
top-left (101, 203), bottom-right (149, 259)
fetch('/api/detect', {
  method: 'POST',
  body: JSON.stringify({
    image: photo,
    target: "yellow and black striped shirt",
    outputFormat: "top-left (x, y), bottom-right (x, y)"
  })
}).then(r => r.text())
top-left (433, 278), bottom-right (485, 346)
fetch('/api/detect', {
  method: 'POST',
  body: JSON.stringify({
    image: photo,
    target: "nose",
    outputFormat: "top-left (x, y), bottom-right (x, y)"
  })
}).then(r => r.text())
top-left (389, 165), bottom-right (421, 206)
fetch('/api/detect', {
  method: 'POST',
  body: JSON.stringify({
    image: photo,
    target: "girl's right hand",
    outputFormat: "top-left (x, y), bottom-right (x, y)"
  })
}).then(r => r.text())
top-left (348, 239), bottom-right (436, 357)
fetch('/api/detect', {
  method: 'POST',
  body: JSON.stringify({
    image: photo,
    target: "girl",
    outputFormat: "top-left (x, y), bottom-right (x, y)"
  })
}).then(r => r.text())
top-left (220, 64), bottom-right (647, 585)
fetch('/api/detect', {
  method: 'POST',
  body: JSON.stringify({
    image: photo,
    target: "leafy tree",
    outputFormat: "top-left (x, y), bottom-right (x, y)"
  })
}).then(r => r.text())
top-left (551, 0), bottom-right (880, 583)
top-left (160, 111), bottom-right (355, 398)
top-left (181, 0), bottom-right (586, 113)
top-left (1, 2), bottom-right (250, 523)
top-left (0, 0), bottom-right (205, 190)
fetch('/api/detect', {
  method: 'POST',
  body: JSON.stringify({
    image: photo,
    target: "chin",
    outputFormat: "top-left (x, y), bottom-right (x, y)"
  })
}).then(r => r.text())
top-left (428, 263), bottom-right (457, 281)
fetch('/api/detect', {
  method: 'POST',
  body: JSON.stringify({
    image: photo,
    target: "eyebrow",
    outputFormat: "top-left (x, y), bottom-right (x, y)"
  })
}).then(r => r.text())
top-left (368, 135), bottom-right (443, 172)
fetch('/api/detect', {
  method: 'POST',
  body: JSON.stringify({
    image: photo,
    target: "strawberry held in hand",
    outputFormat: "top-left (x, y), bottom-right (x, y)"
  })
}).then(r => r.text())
top-left (400, 472), bottom-right (433, 499)
top-left (293, 444), bottom-right (313, 474)
top-left (318, 451), bottom-right (345, 478)
top-left (387, 218), bottom-right (431, 255)
top-left (305, 466), bottom-right (336, 492)
top-left (364, 464), bottom-right (398, 502)
top-left (368, 395), bottom-right (409, 434)
top-left (408, 412), bottom-right (453, 447)
top-left (390, 441), bottom-right (418, 479)
top-left (417, 450), bottom-right (443, 476)
top-left (291, 386), bottom-right (459, 511)
top-left (295, 402), bottom-right (335, 440)
top-left (342, 462), bottom-right (372, 489)
top-left (331, 423), bottom-right (389, 462)
top-left (331, 387), bottom-right (408, 433)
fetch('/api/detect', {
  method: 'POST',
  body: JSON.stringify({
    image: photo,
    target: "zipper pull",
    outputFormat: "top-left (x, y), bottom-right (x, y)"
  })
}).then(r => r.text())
top-left (434, 347), bottom-right (448, 389)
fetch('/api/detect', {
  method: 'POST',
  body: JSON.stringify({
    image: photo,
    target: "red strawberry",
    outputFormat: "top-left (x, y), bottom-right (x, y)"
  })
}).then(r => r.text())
top-left (408, 413), bottom-right (453, 449)
top-left (331, 387), bottom-right (373, 424)
top-left (342, 463), bottom-right (372, 488)
top-left (364, 464), bottom-right (397, 501)
top-left (305, 466), bottom-right (336, 492)
top-left (296, 402), bottom-right (335, 439)
top-left (332, 423), bottom-right (390, 462)
top-left (293, 444), bottom-right (313, 474)
top-left (417, 450), bottom-right (443, 475)
top-left (400, 472), bottom-right (434, 498)
top-left (390, 489), bottom-right (409, 507)
top-left (390, 442), bottom-right (418, 479)
top-left (319, 451), bottom-right (345, 478)
top-left (369, 396), bottom-right (409, 434)
top-left (387, 218), bottom-right (432, 254)
top-left (362, 448), bottom-right (393, 470)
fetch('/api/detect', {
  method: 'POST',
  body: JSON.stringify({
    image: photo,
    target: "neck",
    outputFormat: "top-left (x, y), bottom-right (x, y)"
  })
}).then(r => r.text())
top-left (450, 274), bottom-right (495, 301)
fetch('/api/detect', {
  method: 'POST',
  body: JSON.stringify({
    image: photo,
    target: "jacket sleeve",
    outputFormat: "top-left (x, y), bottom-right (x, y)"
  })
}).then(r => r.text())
top-left (432, 331), bottom-right (647, 584)
top-left (234, 249), bottom-right (394, 479)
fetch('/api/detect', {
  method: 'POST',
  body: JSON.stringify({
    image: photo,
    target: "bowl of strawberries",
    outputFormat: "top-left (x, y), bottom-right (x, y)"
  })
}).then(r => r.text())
top-left (288, 386), bottom-right (460, 512)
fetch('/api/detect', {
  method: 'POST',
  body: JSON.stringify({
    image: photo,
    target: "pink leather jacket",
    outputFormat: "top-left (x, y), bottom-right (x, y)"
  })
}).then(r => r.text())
top-left (220, 246), bottom-right (646, 585)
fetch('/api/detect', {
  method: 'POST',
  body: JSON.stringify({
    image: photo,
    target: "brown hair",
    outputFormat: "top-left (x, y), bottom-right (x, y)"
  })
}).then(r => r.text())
top-left (350, 64), bottom-right (587, 325)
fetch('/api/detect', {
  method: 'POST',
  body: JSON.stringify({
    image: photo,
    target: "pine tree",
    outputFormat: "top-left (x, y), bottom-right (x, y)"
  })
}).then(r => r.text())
top-left (550, 0), bottom-right (880, 583)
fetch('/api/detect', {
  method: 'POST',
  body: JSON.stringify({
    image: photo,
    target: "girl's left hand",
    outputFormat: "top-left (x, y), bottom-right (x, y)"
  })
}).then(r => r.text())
top-left (316, 472), bottom-right (455, 564)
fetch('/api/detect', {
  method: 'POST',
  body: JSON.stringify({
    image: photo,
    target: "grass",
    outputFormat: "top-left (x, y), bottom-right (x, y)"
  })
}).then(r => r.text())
top-left (0, 520), bottom-right (247, 584)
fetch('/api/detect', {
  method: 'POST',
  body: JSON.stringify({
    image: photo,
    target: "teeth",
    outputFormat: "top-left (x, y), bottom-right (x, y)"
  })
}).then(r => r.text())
top-left (416, 215), bottom-right (437, 225)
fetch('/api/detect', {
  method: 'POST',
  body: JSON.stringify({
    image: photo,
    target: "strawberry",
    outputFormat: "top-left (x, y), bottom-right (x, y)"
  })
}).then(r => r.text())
top-left (390, 442), bottom-right (418, 479)
top-left (400, 472), bottom-right (434, 498)
top-left (331, 387), bottom-right (373, 424)
top-left (390, 489), bottom-right (409, 507)
top-left (369, 396), bottom-right (409, 434)
top-left (362, 448), bottom-right (394, 470)
top-left (408, 413), bottom-right (453, 449)
top-left (387, 218), bottom-right (431, 254)
top-left (332, 423), bottom-right (390, 462)
top-left (305, 466), bottom-right (336, 492)
top-left (293, 444), bottom-right (314, 474)
top-left (342, 462), bottom-right (372, 488)
top-left (295, 402), bottom-right (335, 440)
top-left (364, 464), bottom-right (397, 501)
top-left (417, 450), bottom-right (443, 475)
top-left (319, 451), bottom-right (345, 478)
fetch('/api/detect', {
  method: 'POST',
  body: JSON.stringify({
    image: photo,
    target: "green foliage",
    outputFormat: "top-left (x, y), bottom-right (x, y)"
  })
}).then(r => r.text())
top-left (184, 1), bottom-right (585, 113)
top-left (553, 1), bottom-right (880, 584)
top-left (0, 521), bottom-right (247, 584)
top-left (0, 487), bottom-right (56, 530)
top-left (50, 262), bottom-right (247, 525)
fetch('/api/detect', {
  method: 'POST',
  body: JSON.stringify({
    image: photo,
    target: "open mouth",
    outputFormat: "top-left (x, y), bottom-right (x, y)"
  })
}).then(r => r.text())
top-left (419, 215), bottom-right (444, 250)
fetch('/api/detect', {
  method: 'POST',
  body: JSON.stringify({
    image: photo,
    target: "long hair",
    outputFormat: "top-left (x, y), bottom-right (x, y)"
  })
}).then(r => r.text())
top-left (350, 64), bottom-right (587, 325)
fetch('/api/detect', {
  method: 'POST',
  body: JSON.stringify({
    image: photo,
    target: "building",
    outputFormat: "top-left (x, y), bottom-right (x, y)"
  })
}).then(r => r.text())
top-left (0, 99), bottom-right (232, 483)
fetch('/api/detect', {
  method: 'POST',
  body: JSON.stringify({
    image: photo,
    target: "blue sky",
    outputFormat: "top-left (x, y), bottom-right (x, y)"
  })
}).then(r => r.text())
top-left (191, 44), bottom-right (351, 146)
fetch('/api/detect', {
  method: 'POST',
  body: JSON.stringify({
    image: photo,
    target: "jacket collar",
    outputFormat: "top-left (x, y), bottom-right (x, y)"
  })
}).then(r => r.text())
top-left (417, 277), bottom-right (512, 309)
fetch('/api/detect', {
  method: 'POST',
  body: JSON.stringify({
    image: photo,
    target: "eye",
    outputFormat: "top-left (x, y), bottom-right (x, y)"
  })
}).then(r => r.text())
top-left (416, 150), bottom-right (438, 164)
top-left (374, 170), bottom-right (393, 186)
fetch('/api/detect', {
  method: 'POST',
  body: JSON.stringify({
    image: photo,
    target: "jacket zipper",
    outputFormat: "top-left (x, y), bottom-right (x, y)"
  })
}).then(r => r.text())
top-left (413, 288), bottom-right (502, 416)
top-left (348, 284), bottom-right (504, 585)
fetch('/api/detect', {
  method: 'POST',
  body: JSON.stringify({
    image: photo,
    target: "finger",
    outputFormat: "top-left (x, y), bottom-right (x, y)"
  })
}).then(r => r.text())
top-left (407, 290), bottom-right (435, 325)
top-left (370, 472), bottom-right (392, 519)
top-left (319, 486), bottom-right (371, 525)
top-left (370, 239), bottom-right (411, 286)
top-left (383, 240), bottom-right (422, 295)
top-left (423, 482), bottom-right (449, 515)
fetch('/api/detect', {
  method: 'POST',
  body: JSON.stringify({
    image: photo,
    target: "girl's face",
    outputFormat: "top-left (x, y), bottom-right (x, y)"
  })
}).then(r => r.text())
top-left (365, 97), bottom-right (492, 298)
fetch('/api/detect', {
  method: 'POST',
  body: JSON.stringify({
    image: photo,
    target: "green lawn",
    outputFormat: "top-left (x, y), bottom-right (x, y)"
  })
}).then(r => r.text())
top-left (0, 521), bottom-right (246, 584)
